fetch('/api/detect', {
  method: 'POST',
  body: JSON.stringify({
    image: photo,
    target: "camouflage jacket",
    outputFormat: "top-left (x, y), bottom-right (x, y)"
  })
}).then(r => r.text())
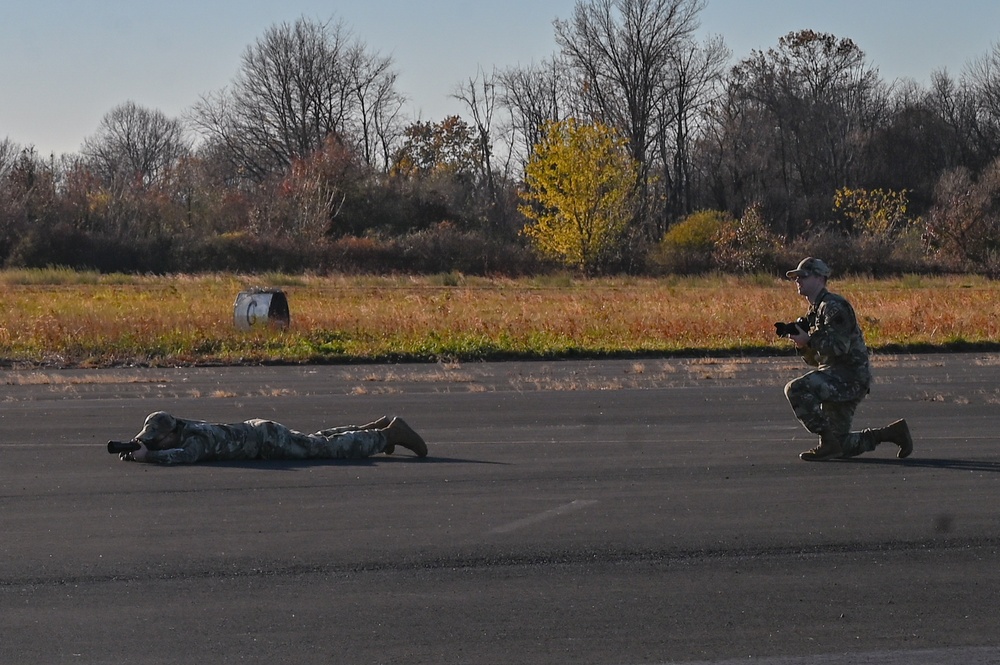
top-left (799, 288), bottom-right (872, 387)
top-left (141, 419), bottom-right (271, 465)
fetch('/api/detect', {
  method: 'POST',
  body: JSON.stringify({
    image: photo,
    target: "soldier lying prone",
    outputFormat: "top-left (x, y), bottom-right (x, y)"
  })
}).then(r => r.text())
top-left (108, 411), bottom-right (428, 465)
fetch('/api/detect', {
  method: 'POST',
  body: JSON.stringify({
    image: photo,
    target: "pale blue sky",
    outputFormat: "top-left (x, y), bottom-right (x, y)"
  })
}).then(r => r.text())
top-left (3, 0), bottom-right (998, 156)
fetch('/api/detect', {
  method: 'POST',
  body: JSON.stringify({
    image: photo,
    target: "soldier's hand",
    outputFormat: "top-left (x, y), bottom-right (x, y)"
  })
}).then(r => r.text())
top-left (789, 328), bottom-right (810, 348)
top-left (121, 443), bottom-right (149, 462)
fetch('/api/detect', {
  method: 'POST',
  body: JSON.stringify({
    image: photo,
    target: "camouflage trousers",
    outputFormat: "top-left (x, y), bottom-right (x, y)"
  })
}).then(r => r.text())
top-left (245, 419), bottom-right (386, 460)
top-left (783, 370), bottom-right (876, 456)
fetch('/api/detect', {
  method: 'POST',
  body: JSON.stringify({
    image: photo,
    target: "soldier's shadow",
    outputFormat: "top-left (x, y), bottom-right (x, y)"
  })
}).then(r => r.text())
top-left (839, 457), bottom-right (1000, 473)
top-left (213, 455), bottom-right (508, 470)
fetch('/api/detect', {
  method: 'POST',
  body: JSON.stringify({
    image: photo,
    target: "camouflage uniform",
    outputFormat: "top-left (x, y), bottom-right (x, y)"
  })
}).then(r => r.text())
top-left (783, 287), bottom-right (881, 457)
top-left (127, 411), bottom-right (389, 465)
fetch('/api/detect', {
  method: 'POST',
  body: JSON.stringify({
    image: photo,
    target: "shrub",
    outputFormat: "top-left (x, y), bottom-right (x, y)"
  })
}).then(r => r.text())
top-left (656, 210), bottom-right (734, 273)
top-left (5, 223), bottom-right (90, 269)
top-left (167, 233), bottom-right (321, 274)
top-left (713, 204), bottom-right (784, 273)
top-left (4, 225), bottom-right (167, 273)
top-left (400, 223), bottom-right (540, 276)
top-left (924, 160), bottom-right (1000, 275)
top-left (783, 230), bottom-right (862, 276)
top-left (322, 235), bottom-right (407, 274)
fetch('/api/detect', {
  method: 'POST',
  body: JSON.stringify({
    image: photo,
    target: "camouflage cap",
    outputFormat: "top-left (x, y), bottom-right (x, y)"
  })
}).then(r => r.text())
top-left (135, 411), bottom-right (178, 446)
top-left (786, 257), bottom-right (831, 279)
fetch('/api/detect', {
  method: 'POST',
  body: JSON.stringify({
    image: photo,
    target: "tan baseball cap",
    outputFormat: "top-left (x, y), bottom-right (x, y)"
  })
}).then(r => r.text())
top-left (786, 257), bottom-right (831, 279)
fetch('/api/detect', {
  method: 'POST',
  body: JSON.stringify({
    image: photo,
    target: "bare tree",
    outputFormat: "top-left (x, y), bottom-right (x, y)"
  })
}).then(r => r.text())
top-left (0, 145), bottom-right (64, 263)
top-left (960, 42), bottom-right (1000, 167)
top-left (0, 139), bottom-right (28, 250)
top-left (653, 33), bottom-right (729, 230)
top-left (555, 0), bottom-right (705, 169)
top-left (0, 138), bottom-right (19, 182)
top-left (967, 43), bottom-right (1000, 125)
top-left (190, 16), bottom-right (403, 181)
top-left (348, 46), bottom-right (407, 170)
top-left (453, 69), bottom-right (499, 183)
top-left (498, 56), bottom-right (571, 166)
top-left (554, 0), bottom-right (707, 237)
top-left (82, 101), bottom-right (189, 188)
top-left (926, 70), bottom-right (974, 163)
top-left (710, 30), bottom-right (887, 236)
top-left (76, 103), bottom-right (189, 238)
top-left (453, 68), bottom-right (519, 234)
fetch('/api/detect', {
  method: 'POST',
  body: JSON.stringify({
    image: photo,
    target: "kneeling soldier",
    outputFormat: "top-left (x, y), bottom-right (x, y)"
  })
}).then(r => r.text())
top-left (779, 257), bottom-right (913, 461)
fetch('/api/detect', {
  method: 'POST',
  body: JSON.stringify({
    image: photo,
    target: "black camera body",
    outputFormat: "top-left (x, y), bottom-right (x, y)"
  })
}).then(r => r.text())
top-left (107, 440), bottom-right (141, 454)
top-left (774, 316), bottom-right (810, 338)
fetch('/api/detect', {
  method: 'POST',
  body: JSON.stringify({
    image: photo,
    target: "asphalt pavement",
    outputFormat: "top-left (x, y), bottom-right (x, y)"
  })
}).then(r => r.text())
top-left (1, 353), bottom-right (999, 664)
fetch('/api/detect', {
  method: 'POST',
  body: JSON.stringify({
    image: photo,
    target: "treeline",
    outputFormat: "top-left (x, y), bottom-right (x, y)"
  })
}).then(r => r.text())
top-left (2, 1), bottom-right (1000, 276)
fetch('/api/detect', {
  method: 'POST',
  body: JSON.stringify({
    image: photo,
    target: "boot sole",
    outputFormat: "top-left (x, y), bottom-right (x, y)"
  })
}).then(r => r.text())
top-left (894, 420), bottom-right (913, 459)
top-left (390, 418), bottom-right (428, 457)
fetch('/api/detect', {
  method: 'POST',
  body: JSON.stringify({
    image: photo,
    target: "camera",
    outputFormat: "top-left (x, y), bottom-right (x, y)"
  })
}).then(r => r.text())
top-left (774, 316), bottom-right (810, 338)
top-left (107, 440), bottom-right (141, 454)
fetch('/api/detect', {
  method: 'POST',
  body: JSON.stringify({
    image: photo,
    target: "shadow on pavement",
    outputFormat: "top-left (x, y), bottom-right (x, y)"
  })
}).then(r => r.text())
top-left (209, 455), bottom-right (509, 470)
top-left (842, 457), bottom-right (1000, 473)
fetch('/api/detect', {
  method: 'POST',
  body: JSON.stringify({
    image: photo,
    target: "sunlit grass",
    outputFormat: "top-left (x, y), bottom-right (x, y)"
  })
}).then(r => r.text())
top-left (0, 270), bottom-right (997, 368)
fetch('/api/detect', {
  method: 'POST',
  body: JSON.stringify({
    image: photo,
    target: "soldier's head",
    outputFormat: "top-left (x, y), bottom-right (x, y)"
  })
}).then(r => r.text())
top-left (135, 411), bottom-right (181, 450)
top-left (786, 257), bottom-right (830, 300)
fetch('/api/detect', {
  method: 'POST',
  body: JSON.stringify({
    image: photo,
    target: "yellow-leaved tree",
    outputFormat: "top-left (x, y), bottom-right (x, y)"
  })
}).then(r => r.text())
top-left (833, 187), bottom-right (911, 236)
top-left (519, 119), bottom-right (638, 273)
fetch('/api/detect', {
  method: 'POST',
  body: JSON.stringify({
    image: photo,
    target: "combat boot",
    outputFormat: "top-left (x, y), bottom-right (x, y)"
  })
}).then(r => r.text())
top-left (799, 436), bottom-right (843, 461)
top-left (875, 419), bottom-right (913, 458)
top-left (384, 417), bottom-right (428, 457)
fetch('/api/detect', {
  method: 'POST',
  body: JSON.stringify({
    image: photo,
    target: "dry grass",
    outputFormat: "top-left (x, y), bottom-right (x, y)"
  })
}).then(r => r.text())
top-left (1, 372), bottom-right (169, 385)
top-left (1, 271), bottom-right (998, 368)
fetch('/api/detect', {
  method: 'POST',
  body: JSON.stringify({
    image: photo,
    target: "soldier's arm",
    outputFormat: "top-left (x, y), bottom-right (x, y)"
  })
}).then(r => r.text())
top-left (789, 326), bottom-right (819, 366)
top-left (799, 345), bottom-right (820, 366)
top-left (805, 300), bottom-right (855, 358)
top-left (142, 435), bottom-right (209, 465)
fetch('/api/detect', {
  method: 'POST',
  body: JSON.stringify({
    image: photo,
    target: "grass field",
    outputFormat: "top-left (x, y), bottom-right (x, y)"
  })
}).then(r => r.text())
top-left (1, 268), bottom-right (998, 368)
